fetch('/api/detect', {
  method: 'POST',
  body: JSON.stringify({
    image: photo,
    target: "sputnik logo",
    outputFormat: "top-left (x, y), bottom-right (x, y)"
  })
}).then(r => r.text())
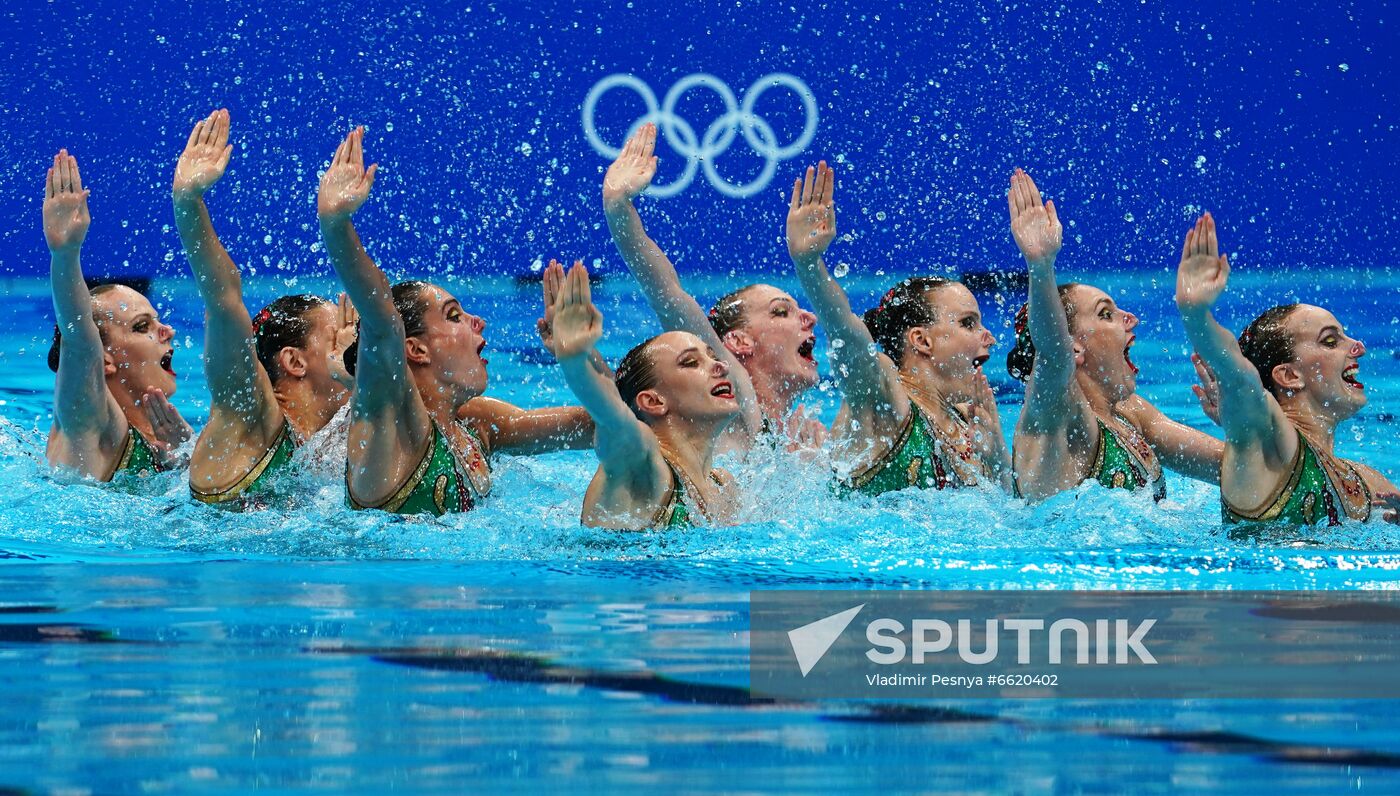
top-left (787, 604), bottom-right (865, 677)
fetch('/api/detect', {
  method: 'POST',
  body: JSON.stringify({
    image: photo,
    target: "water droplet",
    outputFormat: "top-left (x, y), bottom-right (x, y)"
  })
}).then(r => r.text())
top-left (1339, 63), bottom-right (1350, 72)
top-left (833, 262), bottom-right (850, 278)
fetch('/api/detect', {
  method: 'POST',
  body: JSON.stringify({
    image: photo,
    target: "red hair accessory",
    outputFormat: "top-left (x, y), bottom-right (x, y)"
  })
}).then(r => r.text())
top-left (252, 307), bottom-right (273, 335)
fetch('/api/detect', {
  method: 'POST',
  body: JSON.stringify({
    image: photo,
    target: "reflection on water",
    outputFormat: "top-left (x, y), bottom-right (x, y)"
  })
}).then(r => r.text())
top-left (2, 561), bottom-right (1399, 792)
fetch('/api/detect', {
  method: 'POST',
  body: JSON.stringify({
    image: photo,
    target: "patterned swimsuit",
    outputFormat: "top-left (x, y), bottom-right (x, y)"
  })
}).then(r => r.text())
top-left (838, 401), bottom-right (987, 497)
top-left (1223, 430), bottom-right (1371, 528)
top-left (348, 421), bottom-right (491, 517)
top-left (190, 421), bottom-right (298, 508)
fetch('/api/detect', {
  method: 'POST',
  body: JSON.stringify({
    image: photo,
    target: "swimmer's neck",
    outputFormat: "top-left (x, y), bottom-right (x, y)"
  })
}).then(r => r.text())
top-left (747, 368), bottom-right (805, 422)
top-left (652, 416), bottom-right (721, 476)
top-left (898, 362), bottom-right (972, 411)
top-left (1281, 397), bottom-right (1342, 455)
top-left (275, 378), bottom-right (349, 439)
top-left (1077, 371), bottom-right (1128, 422)
top-left (419, 384), bottom-right (477, 430)
top-left (109, 379), bottom-right (156, 441)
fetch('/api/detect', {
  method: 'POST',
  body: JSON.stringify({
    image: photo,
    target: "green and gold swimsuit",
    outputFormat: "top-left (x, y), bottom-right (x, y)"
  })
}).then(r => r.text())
top-left (651, 457), bottom-right (727, 530)
top-left (1011, 415), bottom-right (1165, 501)
top-left (190, 421), bottom-right (298, 508)
top-left (105, 426), bottom-right (163, 480)
top-left (838, 402), bottom-right (984, 497)
top-left (348, 421), bottom-right (491, 517)
top-left (1223, 430), bottom-right (1371, 527)
top-left (1090, 417), bottom-right (1167, 501)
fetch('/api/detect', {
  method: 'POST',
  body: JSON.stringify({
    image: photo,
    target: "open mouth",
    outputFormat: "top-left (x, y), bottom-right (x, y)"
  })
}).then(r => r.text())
top-left (477, 340), bottom-right (488, 366)
top-left (973, 354), bottom-right (989, 370)
top-left (798, 336), bottom-right (816, 364)
top-left (1342, 363), bottom-right (1364, 390)
top-left (710, 381), bottom-right (735, 399)
top-left (160, 350), bottom-right (175, 376)
top-left (1125, 336), bottom-right (1138, 376)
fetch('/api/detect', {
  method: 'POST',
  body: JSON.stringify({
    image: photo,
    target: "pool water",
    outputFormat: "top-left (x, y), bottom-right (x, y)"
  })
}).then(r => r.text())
top-left (3, 271), bottom-right (1400, 792)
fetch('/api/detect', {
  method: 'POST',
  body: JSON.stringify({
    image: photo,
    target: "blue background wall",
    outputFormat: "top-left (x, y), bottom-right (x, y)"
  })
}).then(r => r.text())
top-left (0, 0), bottom-right (1393, 285)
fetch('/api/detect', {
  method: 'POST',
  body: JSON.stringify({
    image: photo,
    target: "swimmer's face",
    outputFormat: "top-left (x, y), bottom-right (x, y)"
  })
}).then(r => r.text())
top-left (724, 285), bottom-right (820, 394)
top-left (410, 285), bottom-right (488, 400)
top-left (1279, 305), bottom-right (1367, 418)
top-left (635, 331), bottom-right (740, 423)
top-left (297, 302), bottom-right (353, 403)
top-left (92, 286), bottom-right (177, 399)
top-left (904, 284), bottom-right (994, 402)
top-left (1068, 285), bottom-right (1138, 402)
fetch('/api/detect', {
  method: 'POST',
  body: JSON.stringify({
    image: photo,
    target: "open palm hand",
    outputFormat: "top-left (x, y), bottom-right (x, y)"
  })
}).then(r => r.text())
top-left (786, 161), bottom-right (837, 264)
top-left (1008, 168), bottom-right (1062, 265)
top-left (602, 123), bottom-right (659, 208)
top-left (43, 150), bottom-right (91, 254)
top-left (172, 109), bottom-right (233, 200)
top-left (1175, 213), bottom-right (1230, 317)
top-left (318, 127), bottom-right (379, 220)
top-left (547, 261), bottom-right (604, 361)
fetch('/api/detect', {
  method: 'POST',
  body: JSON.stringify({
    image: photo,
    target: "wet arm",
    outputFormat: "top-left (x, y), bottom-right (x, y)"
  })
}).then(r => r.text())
top-left (1174, 214), bottom-right (1285, 448)
top-left (787, 162), bottom-right (897, 414)
top-left (316, 128), bottom-right (416, 423)
top-left (1119, 395), bottom-right (1223, 484)
top-left (1008, 169), bottom-right (1075, 433)
top-left (172, 111), bottom-right (272, 421)
top-left (602, 125), bottom-right (760, 434)
top-left (458, 397), bottom-right (595, 455)
top-left (45, 152), bottom-right (122, 437)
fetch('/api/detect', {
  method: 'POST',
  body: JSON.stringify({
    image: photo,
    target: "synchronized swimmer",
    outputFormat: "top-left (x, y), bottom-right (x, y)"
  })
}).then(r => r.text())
top-left (39, 109), bottom-right (1400, 530)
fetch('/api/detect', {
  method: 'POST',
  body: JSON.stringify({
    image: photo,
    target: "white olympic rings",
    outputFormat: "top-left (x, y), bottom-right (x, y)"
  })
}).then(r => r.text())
top-left (582, 72), bottom-right (819, 199)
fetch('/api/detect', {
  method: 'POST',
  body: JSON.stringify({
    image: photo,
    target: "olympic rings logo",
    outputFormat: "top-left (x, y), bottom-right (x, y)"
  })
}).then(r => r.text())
top-left (582, 73), bottom-right (819, 199)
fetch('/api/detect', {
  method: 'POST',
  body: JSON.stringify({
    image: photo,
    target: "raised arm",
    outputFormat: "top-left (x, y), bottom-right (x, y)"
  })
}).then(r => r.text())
top-left (45, 151), bottom-right (122, 439)
top-left (602, 124), bottom-right (713, 337)
top-left (786, 161), bottom-right (897, 412)
top-left (1008, 169), bottom-right (1075, 433)
top-left (602, 124), bottom-right (760, 434)
top-left (1174, 213), bottom-right (1289, 450)
top-left (316, 128), bottom-right (410, 418)
top-left (545, 261), bottom-right (660, 479)
top-left (172, 109), bottom-right (277, 425)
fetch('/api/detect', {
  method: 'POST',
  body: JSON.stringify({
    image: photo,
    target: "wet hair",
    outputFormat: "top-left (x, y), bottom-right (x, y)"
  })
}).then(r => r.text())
top-left (707, 285), bottom-right (762, 338)
top-left (1238, 303), bottom-right (1301, 395)
top-left (860, 277), bottom-right (959, 364)
top-left (252, 294), bottom-right (332, 383)
top-left (614, 336), bottom-right (662, 421)
top-left (344, 281), bottom-right (434, 377)
top-left (1006, 283), bottom-right (1082, 383)
top-left (47, 283), bottom-right (123, 373)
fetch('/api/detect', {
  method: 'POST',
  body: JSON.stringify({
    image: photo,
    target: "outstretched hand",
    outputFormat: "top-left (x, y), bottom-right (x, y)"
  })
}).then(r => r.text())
top-left (1373, 492), bottom-right (1400, 525)
top-left (1191, 353), bottom-right (1222, 425)
top-left (318, 127), bottom-right (379, 220)
top-left (142, 388), bottom-right (193, 468)
top-left (43, 150), bottom-right (91, 254)
top-left (966, 370), bottom-right (1005, 441)
top-left (536, 259), bottom-right (567, 350)
top-left (172, 109), bottom-right (234, 201)
top-left (602, 123), bottom-right (659, 210)
top-left (786, 161), bottom-right (837, 264)
top-left (1007, 168), bottom-right (1062, 265)
top-left (335, 292), bottom-right (359, 351)
top-left (546, 261), bottom-right (604, 361)
top-left (1175, 213), bottom-right (1230, 318)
